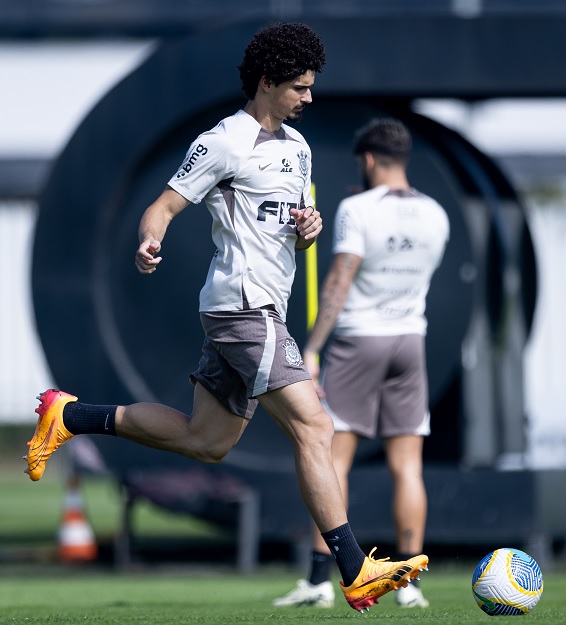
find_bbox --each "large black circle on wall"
[32,21,534,476]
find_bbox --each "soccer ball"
[472,548,543,616]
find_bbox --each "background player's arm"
[303,252,361,393]
[135,187,190,274]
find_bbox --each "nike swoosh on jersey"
[258,162,272,171]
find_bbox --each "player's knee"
[318,408,335,439]
[194,450,226,464]
[184,440,230,464]
[320,415,334,447]
[295,408,334,448]
[188,445,227,464]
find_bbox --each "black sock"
[308,550,334,586]
[63,402,118,436]
[321,523,366,587]
[397,551,421,587]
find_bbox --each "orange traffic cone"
[57,475,98,562]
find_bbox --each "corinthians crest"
[281,338,303,366]
[297,150,309,178]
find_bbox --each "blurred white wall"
[0,200,52,419]
[416,98,566,155]
[523,201,566,468]
[0,40,154,422]
[417,99,566,469]
[0,40,155,157]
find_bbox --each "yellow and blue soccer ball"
[472,548,543,616]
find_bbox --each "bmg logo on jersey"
[176,143,208,178]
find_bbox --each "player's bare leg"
[312,430,359,553]
[25,383,248,480]
[115,382,248,463]
[260,382,428,612]
[385,434,430,608]
[259,380,346,531]
[273,430,359,608]
[384,435,427,554]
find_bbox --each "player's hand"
[291,206,322,241]
[303,349,325,398]
[135,238,162,274]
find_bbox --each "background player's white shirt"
[332,185,449,336]
[168,109,314,321]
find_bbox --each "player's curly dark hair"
[353,118,412,162]
[238,22,326,100]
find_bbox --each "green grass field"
[1,430,565,624]
[0,567,565,624]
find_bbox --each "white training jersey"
[332,185,449,336]
[168,109,315,321]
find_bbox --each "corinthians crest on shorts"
[297,150,309,178]
[282,338,304,366]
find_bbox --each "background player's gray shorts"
[319,334,430,439]
[190,306,311,419]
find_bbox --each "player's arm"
[303,252,361,395]
[135,187,190,274]
[292,205,323,250]
[304,252,361,353]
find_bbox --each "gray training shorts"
[319,334,430,439]
[190,306,311,419]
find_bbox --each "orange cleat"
[25,389,77,481]
[340,548,429,613]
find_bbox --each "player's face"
[269,71,315,123]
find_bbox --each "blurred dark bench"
[70,435,555,573]
[69,436,261,573]
[114,467,260,573]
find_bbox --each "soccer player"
[274,118,448,609]
[24,24,428,612]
